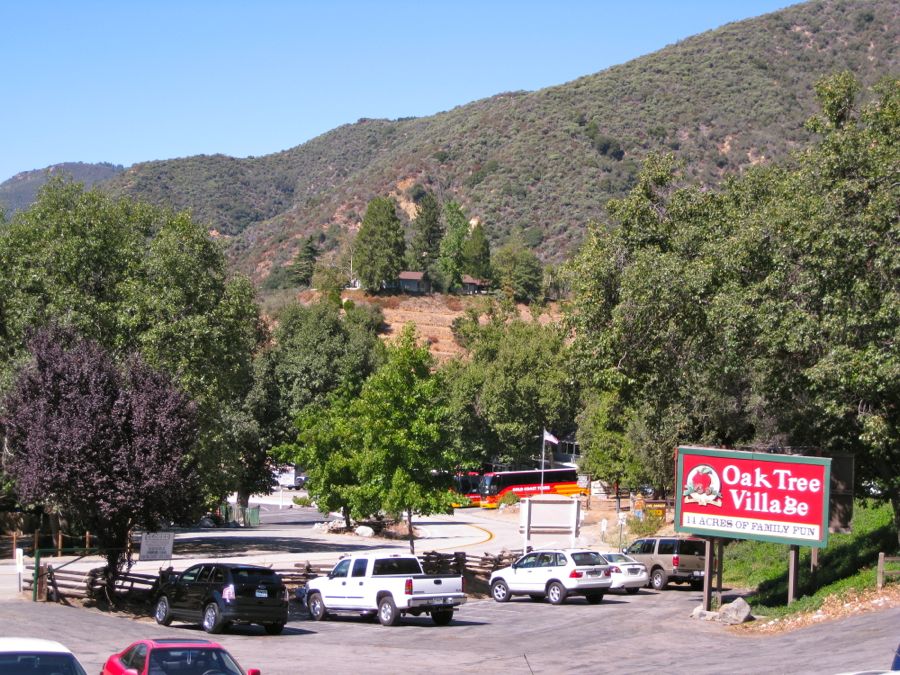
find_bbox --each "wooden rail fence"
[23,549,527,603]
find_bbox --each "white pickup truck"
[305,554,467,626]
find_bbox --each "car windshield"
[0,653,87,675]
[600,553,632,563]
[570,551,605,566]
[148,648,244,675]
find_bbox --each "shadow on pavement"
[172,536,382,557]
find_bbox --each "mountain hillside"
[12,1,900,285]
[0,162,124,217]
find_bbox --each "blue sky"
[2,1,798,182]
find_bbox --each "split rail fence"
[23,549,525,603]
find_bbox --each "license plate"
[627,568,639,575]
[586,570,599,577]
[255,588,268,598]
[692,571,705,578]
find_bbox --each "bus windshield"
[479,475,497,496]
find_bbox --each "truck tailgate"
[411,575,463,596]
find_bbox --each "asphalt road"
[1,586,897,674]
[2,499,897,674]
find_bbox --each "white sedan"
[598,552,649,593]
[489,548,612,605]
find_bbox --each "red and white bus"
[478,468,587,508]
[451,471,482,507]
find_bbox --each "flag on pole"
[543,428,559,444]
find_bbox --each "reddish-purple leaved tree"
[2,326,200,573]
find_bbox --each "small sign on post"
[138,532,175,562]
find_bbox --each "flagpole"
[540,430,546,492]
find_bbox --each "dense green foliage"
[461,222,492,281]
[567,74,899,536]
[71,0,899,285]
[436,202,471,290]
[492,235,543,303]
[0,180,266,504]
[355,197,406,292]
[723,501,897,614]
[448,309,578,467]
[283,326,455,551]
[250,299,384,454]
[407,192,443,274]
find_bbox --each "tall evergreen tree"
[492,233,543,303]
[289,236,318,287]
[407,193,443,273]
[462,221,491,280]
[355,197,405,293]
[437,202,469,290]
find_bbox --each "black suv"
[154,563,288,635]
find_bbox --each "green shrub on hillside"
[723,501,898,614]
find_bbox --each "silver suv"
[623,537,706,590]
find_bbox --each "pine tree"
[407,193,443,273]
[462,221,491,281]
[437,202,469,290]
[355,197,405,292]
[289,236,318,287]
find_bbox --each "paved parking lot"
[2,585,897,674]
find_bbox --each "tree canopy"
[2,326,199,571]
[566,74,900,534]
[0,179,265,502]
[355,197,405,292]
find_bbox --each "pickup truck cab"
[306,554,466,626]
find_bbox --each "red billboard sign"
[675,447,831,547]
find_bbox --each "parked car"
[623,536,706,590]
[306,553,466,626]
[489,548,612,605]
[101,638,260,675]
[0,638,88,675]
[154,563,288,634]
[598,552,649,593]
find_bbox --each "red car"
[101,638,260,675]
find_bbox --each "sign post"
[138,532,175,563]
[675,446,831,607]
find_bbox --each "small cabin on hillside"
[461,275,488,294]
[398,271,431,294]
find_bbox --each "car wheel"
[625,587,639,595]
[202,602,225,634]
[690,578,704,590]
[264,622,285,635]
[547,581,567,605]
[585,592,604,604]
[490,579,510,603]
[431,609,453,626]
[307,592,327,621]
[651,568,668,590]
[378,596,400,626]
[154,595,173,626]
